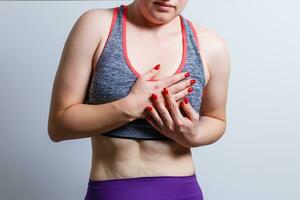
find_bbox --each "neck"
[126,2,179,35]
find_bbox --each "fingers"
[160,71,190,88]
[149,92,173,129]
[180,97,199,121]
[145,104,164,128]
[145,115,172,139]
[173,86,194,101]
[141,64,160,81]
[162,87,184,129]
[171,79,196,101]
[145,115,162,132]
[169,78,195,93]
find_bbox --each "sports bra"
[84,4,206,140]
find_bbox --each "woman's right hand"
[126,64,196,120]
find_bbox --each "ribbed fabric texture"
[85,4,205,140]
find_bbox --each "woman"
[48,0,230,199]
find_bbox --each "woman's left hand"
[144,87,200,148]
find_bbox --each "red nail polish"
[188,87,193,93]
[147,105,153,111]
[151,93,158,100]
[184,97,189,104]
[184,72,190,78]
[163,88,168,95]
[190,79,196,85]
[154,64,160,70]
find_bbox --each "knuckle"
[170,102,178,110]
[160,120,165,126]
[175,121,184,130]
[173,94,179,101]
[178,91,187,100]
[169,77,175,84]
[186,79,191,86]
[158,121,164,128]
[156,101,163,108]
[184,89,189,95]
[160,111,167,119]
[176,120,183,127]
[172,84,179,92]
[167,124,173,131]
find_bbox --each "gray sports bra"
[84,4,206,140]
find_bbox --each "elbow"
[213,122,227,143]
[212,121,227,143]
[47,123,64,143]
[193,120,227,147]
[219,121,227,139]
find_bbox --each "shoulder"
[76,7,114,25]
[71,8,116,43]
[77,7,114,25]
[187,20,231,76]
[188,20,229,58]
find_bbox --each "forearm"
[190,116,226,147]
[48,95,137,142]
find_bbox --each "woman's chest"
[125,30,184,78]
[87,26,206,114]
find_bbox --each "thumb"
[141,64,160,81]
[181,97,198,121]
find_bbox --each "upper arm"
[194,24,231,122]
[48,9,111,126]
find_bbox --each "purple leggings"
[84,173,204,200]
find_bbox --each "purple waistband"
[88,173,197,187]
[85,173,203,200]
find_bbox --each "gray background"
[0,0,299,199]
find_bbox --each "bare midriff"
[89,135,196,181]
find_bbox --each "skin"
[48,0,231,180]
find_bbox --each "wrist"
[114,95,139,122]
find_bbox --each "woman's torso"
[87,5,209,181]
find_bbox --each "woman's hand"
[126,64,196,119]
[145,88,200,148]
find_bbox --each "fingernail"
[154,64,160,70]
[188,87,193,93]
[151,93,158,100]
[184,72,190,78]
[163,87,168,95]
[147,105,153,111]
[184,97,189,104]
[190,79,196,85]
